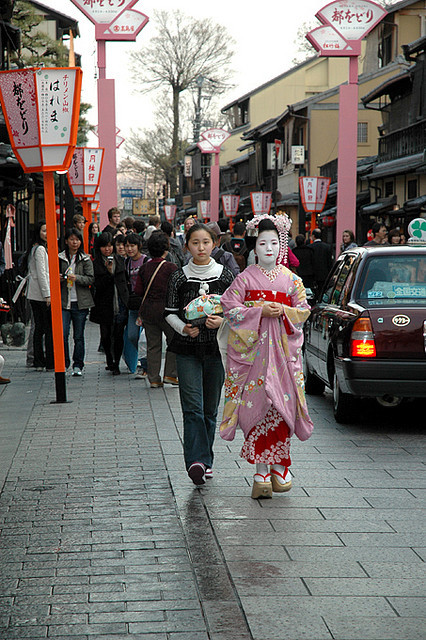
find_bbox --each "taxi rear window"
[356,255,426,306]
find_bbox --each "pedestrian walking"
[206,221,240,276]
[135,231,178,387]
[123,233,148,375]
[88,221,100,258]
[310,228,334,297]
[24,220,54,371]
[363,222,389,246]
[293,234,315,289]
[219,214,314,499]
[59,228,94,376]
[102,207,121,236]
[165,223,234,485]
[91,232,129,375]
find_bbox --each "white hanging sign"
[164,205,177,221]
[222,195,240,217]
[250,192,272,215]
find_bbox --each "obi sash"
[245,290,293,334]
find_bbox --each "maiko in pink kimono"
[219,214,314,499]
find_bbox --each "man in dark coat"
[310,228,333,297]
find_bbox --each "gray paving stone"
[324,616,426,640]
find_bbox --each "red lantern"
[321,215,336,227]
[367,228,374,241]
[305,220,311,232]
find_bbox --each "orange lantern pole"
[0,67,82,403]
[67,147,104,253]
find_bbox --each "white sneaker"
[134,367,147,379]
[72,367,82,376]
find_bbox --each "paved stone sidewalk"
[0,323,425,639]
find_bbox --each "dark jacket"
[92,254,129,324]
[293,244,315,287]
[311,240,333,283]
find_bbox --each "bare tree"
[130,9,234,194]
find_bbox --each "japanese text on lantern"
[12,82,28,135]
[83,0,126,8]
[36,70,76,144]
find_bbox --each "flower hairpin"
[246,213,292,265]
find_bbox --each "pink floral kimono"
[219,264,314,465]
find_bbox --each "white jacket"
[27,244,50,301]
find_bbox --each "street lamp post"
[0,66,82,402]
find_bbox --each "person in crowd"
[217,218,232,246]
[293,234,315,290]
[91,232,129,375]
[88,221,100,258]
[0,353,11,384]
[222,221,249,271]
[123,233,148,375]
[205,221,240,276]
[122,216,135,234]
[102,207,121,236]
[133,219,146,237]
[363,222,389,246]
[113,233,128,259]
[134,231,178,388]
[310,228,334,296]
[24,220,54,371]
[219,215,313,499]
[72,214,86,234]
[59,228,94,376]
[178,216,196,247]
[161,220,185,267]
[165,223,234,485]
[388,228,402,245]
[340,229,358,253]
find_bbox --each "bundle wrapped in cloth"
[184,293,223,326]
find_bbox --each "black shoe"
[188,462,206,486]
[98,343,104,353]
[112,368,120,376]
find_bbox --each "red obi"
[245,290,292,306]
[245,290,293,334]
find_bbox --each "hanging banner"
[198,200,211,219]
[222,195,240,217]
[299,176,331,213]
[184,155,192,177]
[164,205,177,222]
[250,192,272,215]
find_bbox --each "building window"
[357,122,368,143]
[385,181,394,197]
[407,179,417,200]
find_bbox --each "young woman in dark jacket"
[92,232,129,375]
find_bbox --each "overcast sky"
[52,1,330,155]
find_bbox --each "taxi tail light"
[350,316,376,358]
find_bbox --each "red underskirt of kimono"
[240,406,292,466]
[244,290,293,335]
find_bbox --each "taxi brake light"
[350,316,376,358]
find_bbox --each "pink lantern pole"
[0,67,82,402]
[197,129,230,222]
[67,147,104,251]
[306,1,387,257]
[71,1,148,229]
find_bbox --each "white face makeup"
[255,230,280,270]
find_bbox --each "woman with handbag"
[122,233,148,375]
[164,223,234,486]
[134,231,178,388]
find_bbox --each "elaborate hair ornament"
[246,213,292,265]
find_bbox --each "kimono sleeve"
[283,273,311,328]
[220,272,263,349]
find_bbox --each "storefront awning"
[363,153,425,179]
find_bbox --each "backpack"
[223,239,248,271]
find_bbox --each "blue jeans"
[176,353,224,471]
[62,303,89,370]
[123,309,142,373]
